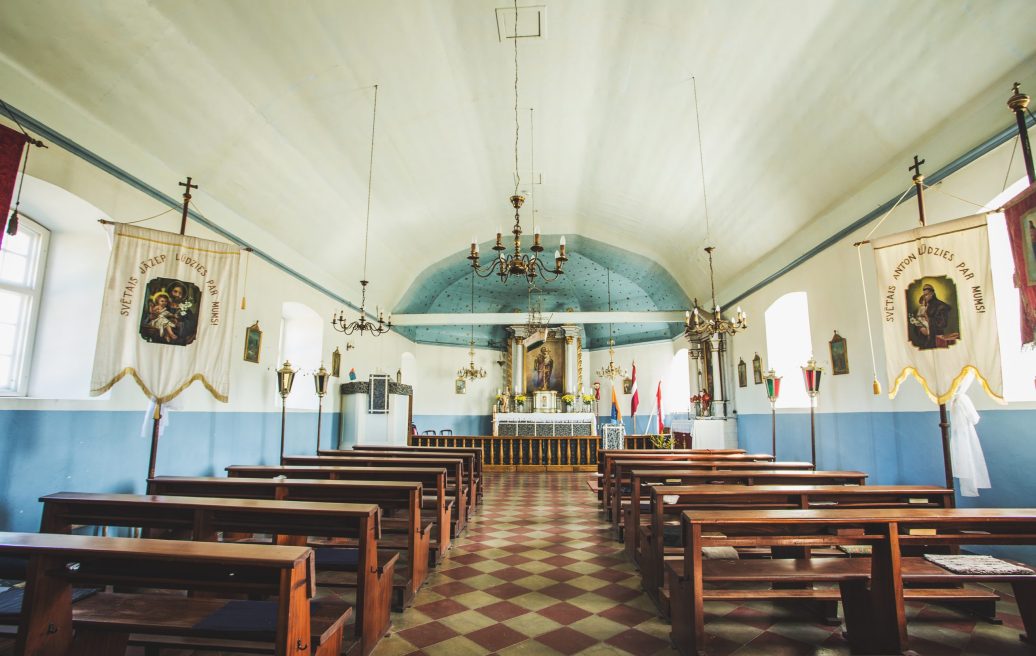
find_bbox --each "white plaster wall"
[727,137,1036,416]
[585,339,691,426]
[409,341,503,417]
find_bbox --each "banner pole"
[910,156,955,495]
[1007,83,1035,184]
[147,402,161,480]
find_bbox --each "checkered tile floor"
[372,472,1033,656]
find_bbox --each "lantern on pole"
[762,370,781,457]
[276,360,297,464]
[313,364,331,453]
[801,357,823,467]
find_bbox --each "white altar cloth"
[493,412,596,436]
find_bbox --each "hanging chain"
[512,0,521,196]
[361,84,379,281]
[691,77,711,244]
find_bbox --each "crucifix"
[178,176,197,236]
[909,155,927,227]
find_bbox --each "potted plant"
[649,433,674,449]
[514,394,526,411]
[561,393,575,411]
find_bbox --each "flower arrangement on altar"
[514,394,526,409]
[581,393,594,404]
[561,393,575,404]
[649,433,675,449]
[690,390,712,417]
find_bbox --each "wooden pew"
[226,464,453,562]
[342,445,485,504]
[333,449,479,518]
[636,484,964,617]
[39,492,392,656]
[146,476,429,609]
[609,460,819,537]
[597,450,772,510]
[0,531,349,656]
[284,455,469,534]
[668,508,1036,656]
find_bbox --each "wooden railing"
[410,435,599,471]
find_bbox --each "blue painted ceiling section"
[393,234,691,349]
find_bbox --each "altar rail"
[409,435,598,471]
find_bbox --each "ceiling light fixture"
[466,0,567,283]
[683,78,747,342]
[595,270,628,380]
[458,272,487,381]
[332,84,391,337]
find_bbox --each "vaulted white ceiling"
[1,0,1034,316]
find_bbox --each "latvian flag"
[630,361,639,417]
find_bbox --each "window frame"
[0,214,50,396]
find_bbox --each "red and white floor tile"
[371,472,1031,656]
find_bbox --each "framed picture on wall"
[830,331,849,375]
[330,347,341,377]
[737,358,748,388]
[622,377,633,394]
[455,378,466,394]
[752,353,763,384]
[243,322,262,363]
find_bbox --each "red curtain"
[1004,182,1036,348]
[0,123,29,251]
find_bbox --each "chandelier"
[332,84,391,337]
[458,273,487,381]
[682,77,746,343]
[457,339,488,381]
[466,0,567,283]
[684,246,747,341]
[595,270,628,379]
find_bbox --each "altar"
[493,412,596,437]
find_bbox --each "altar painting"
[524,337,565,394]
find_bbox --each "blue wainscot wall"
[738,408,1036,564]
[0,409,337,533]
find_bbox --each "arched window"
[983,178,1036,402]
[764,291,813,409]
[0,214,49,395]
[667,348,691,419]
[279,302,322,409]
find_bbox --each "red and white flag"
[655,381,664,433]
[630,361,639,416]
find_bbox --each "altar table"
[493,412,596,437]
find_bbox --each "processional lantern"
[762,369,781,457]
[801,357,823,466]
[313,364,330,453]
[276,360,297,464]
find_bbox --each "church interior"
[2,1,1036,654]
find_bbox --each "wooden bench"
[0,531,350,656]
[38,491,392,656]
[637,484,975,617]
[341,449,479,517]
[146,475,429,609]
[609,460,819,536]
[597,449,758,507]
[667,508,1036,656]
[283,455,469,535]
[226,464,453,562]
[342,444,485,504]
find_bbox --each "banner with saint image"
[871,213,1003,403]
[91,223,241,402]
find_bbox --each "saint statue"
[533,346,554,391]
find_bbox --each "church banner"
[871,213,1003,403]
[1003,182,1036,349]
[91,223,241,403]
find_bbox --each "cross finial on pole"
[908,155,925,182]
[909,155,927,227]
[177,177,198,235]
